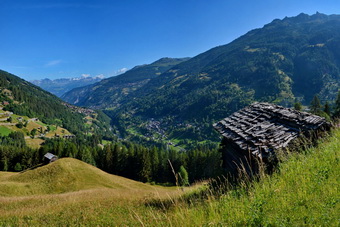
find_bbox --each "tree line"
[0,133,222,185]
[294,90,340,120]
[1,90,339,185]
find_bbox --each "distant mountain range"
[31,74,105,97]
[61,57,190,108]
[60,13,340,145]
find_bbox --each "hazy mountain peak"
[31,75,105,97]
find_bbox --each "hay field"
[0,158,189,226]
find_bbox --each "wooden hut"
[44,153,58,164]
[63,134,76,139]
[213,102,331,177]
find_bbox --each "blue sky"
[1,0,340,80]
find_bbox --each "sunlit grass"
[142,128,340,226]
[0,128,339,226]
[0,126,12,136]
[0,158,190,225]
[25,138,45,149]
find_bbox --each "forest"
[1,90,339,185]
[0,70,112,138]
[0,131,221,185]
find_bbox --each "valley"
[62,13,340,148]
[0,11,339,226]
[0,128,339,226]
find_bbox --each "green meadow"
[0,128,339,226]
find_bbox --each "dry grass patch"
[45,127,71,137]
[0,158,191,226]
[0,158,177,196]
[25,138,44,149]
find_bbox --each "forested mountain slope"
[0,70,111,137]
[106,13,340,143]
[121,13,340,120]
[62,13,340,144]
[62,57,190,109]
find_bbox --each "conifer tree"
[14,162,22,172]
[178,165,189,186]
[324,101,331,116]
[2,158,8,171]
[294,102,302,111]
[334,90,340,118]
[104,144,113,173]
[310,95,322,114]
[150,146,159,181]
[139,148,151,182]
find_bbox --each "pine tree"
[104,144,113,173]
[324,101,331,116]
[178,165,189,186]
[14,162,22,172]
[30,128,37,138]
[310,95,322,114]
[2,158,8,171]
[150,146,159,181]
[294,102,302,111]
[80,147,95,166]
[111,144,120,174]
[334,90,340,118]
[138,148,151,182]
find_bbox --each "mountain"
[64,13,340,145]
[0,70,111,137]
[31,75,104,97]
[124,13,340,117]
[61,57,190,109]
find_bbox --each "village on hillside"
[0,102,75,148]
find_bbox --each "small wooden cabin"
[63,134,76,139]
[213,102,331,177]
[44,153,58,164]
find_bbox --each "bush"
[178,165,189,186]
[14,163,22,172]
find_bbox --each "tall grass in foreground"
[138,128,340,226]
[0,129,339,226]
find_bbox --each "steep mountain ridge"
[0,70,111,137]
[64,13,340,144]
[130,12,340,111]
[62,57,190,109]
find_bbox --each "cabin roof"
[44,152,56,160]
[213,102,329,157]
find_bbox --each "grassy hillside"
[146,127,340,226]
[0,108,72,148]
[0,158,165,196]
[0,70,112,138]
[0,158,191,226]
[0,128,339,225]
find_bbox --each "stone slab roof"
[213,102,329,158]
[44,152,57,160]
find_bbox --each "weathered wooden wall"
[214,102,331,177]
